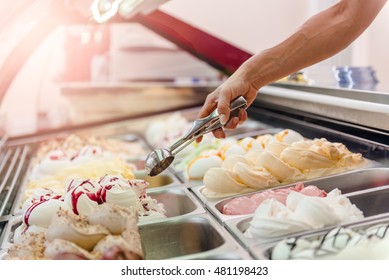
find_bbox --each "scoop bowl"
[145,148,175,176]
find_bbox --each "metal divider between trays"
[0,145,31,218]
[137,213,253,260]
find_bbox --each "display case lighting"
[91,0,144,23]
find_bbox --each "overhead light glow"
[90,0,144,23]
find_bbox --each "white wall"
[362,3,389,91]
[160,0,315,53]
[161,0,388,89]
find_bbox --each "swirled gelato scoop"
[8,203,144,260]
[244,189,364,242]
[64,179,101,215]
[98,175,141,211]
[281,138,366,179]
[88,204,138,234]
[22,196,71,228]
[46,209,110,251]
[202,155,279,198]
[251,151,305,183]
[187,155,223,180]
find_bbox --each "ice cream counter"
[0,85,389,260]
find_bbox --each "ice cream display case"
[1,1,389,260]
[1,87,388,260]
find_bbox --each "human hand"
[197,75,258,141]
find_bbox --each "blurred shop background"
[0,0,388,137]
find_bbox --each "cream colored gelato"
[178,129,304,181]
[202,155,279,198]
[202,136,366,198]
[244,189,364,242]
[46,209,110,251]
[8,203,144,260]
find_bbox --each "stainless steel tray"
[11,169,181,217]
[224,182,389,249]
[192,162,384,204]
[252,215,389,260]
[1,214,252,260]
[138,214,251,260]
[134,169,181,190]
[206,167,389,224]
[144,185,206,221]
[2,187,205,249]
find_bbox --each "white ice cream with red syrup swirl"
[64,179,102,216]
[16,175,166,241]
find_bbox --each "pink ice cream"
[221,182,327,215]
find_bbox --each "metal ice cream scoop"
[145,96,247,176]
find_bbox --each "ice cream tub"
[296,167,389,194]
[1,213,251,260]
[138,213,251,260]
[144,186,206,222]
[169,127,286,183]
[252,216,389,260]
[11,170,182,217]
[206,167,389,224]
[224,182,389,249]
[3,187,206,249]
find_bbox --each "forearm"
[236,0,387,90]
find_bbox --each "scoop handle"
[170,96,247,152]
